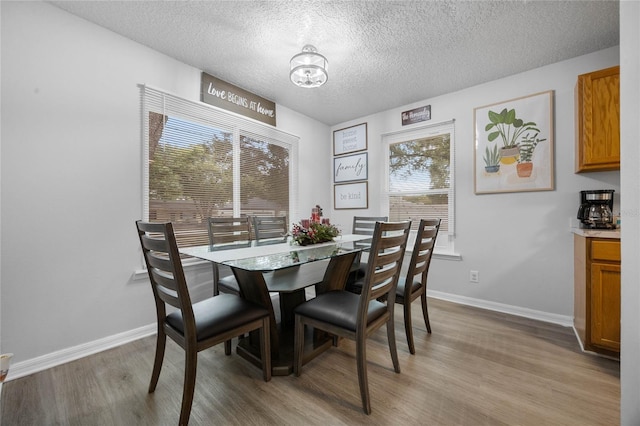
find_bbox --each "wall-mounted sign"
[333,122,367,156]
[402,105,431,126]
[334,182,368,209]
[333,152,368,183]
[200,72,276,126]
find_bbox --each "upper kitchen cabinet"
[575,66,620,173]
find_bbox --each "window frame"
[382,119,457,256]
[140,85,299,245]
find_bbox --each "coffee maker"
[577,190,615,229]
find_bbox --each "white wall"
[0,2,328,370]
[330,47,620,321]
[620,1,640,424]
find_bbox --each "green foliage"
[240,137,289,210]
[517,133,547,163]
[483,144,501,167]
[149,138,233,220]
[389,134,450,189]
[149,119,290,221]
[291,222,340,246]
[485,108,540,148]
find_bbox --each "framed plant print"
[474,90,554,194]
[333,123,367,156]
[334,182,368,209]
[333,152,368,183]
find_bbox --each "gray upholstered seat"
[293,291,387,332]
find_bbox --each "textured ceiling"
[49,0,619,126]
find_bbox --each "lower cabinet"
[574,235,620,357]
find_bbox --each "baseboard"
[5,291,573,382]
[572,326,586,351]
[5,324,156,382]
[428,290,574,327]
[571,325,620,361]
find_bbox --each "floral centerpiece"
[291,221,340,246]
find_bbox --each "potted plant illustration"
[486,108,540,165]
[483,144,501,173]
[516,133,546,177]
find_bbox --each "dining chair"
[207,216,252,296]
[347,215,388,292]
[252,216,288,245]
[293,220,411,414]
[136,221,271,426]
[395,218,440,354]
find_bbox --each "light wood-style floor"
[1,298,620,425]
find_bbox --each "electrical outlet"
[470,270,479,283]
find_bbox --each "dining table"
[180,234,371,375]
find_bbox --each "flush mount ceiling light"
[290,44,328,88]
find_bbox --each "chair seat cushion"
[166,294,268,342]
[395,277,422,302]
[294,291,387,332]
[218,274,240,293]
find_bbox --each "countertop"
[571,227,621,239]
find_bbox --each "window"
[142,86,298,247]
[383,120,455,253]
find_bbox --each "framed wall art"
[333,122,367,156]
[333,152,368,183]
[474,90,555,194]
[334,182,368,209]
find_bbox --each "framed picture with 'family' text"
[333,152,368,183]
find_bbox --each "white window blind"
[382,119,456,251]
[141,85,299,247]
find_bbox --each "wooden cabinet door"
[590,262,621,351]
[575,66,620,172]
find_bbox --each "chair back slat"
[252,216,288,245]
[144,251,174,277]
[140,234,171,253]
[136,221,194,322]
[404,219,440,298]
[359,221,411,321]
[149,268,179,294]
[208,217,252,248]
[352,216,388,249]
[352,216,388,235]
[153,281,180,307]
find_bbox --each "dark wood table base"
[236,327,334,376]
[231,251,358,376]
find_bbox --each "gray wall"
[620,2,640,424]
[330,47,620,323]
[0,1,330,367]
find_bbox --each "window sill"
[133,248,461,282]
[403,247,461,261]
[432,249,462,261]
[131,258,211,282]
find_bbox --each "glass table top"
[221,242,359,271]
[179,234,371,272]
